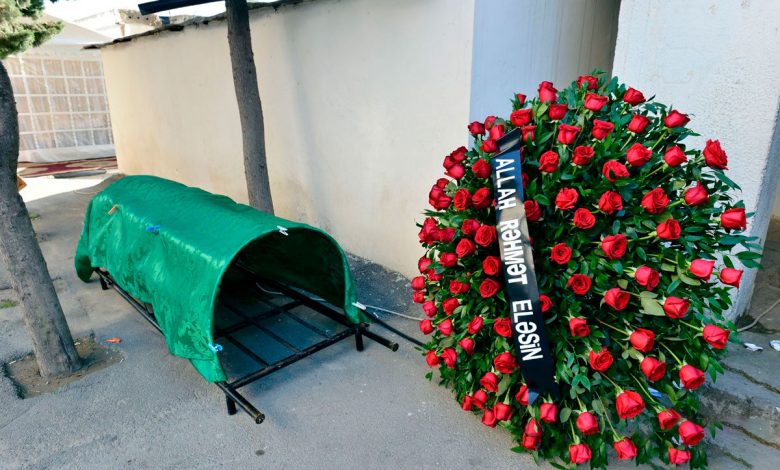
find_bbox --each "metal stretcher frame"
[94,266,399,424]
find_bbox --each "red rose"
[540,402,557,423]
[679,364,705,390]
[422,301,437,317]
[461,218,480,236]
[448,280,468,295]
[482,256,501,275]
[702,324,730,349]
[704,139,728,169]
[539,294,552,313]
[664,110,689,128]
[663,296,690,318]
[550,242,572,265]
[555,187,579,210]
[669,448,692,465]
[484,115,496,130]
[658,409,681,430]
[626,143,652,167]
[584,92,608,111]
[480,139,497,153]
[442,297,459,315]
[721,208,746,230]
[480,371,499,392]
[577,75,598,90]
[615,390,644,419]
[589,348,614,372]
[473,389,488,409]
[427,271,442,282]
[439,252,457,268]
[569,443,591,464]
[640,357,667,381]
[446,164,465,180]
[602,160,629,182]
[539,150,560,172]
[493,317,512,338]
[479,278,500,298]
[522,125,536,142]
[428,185,452,210]
[459,337,475,355]
[524,200,542,222]
[689,259,715,279]
[573,208,596,229]
[468,121,485,135]
[437,228,455,243]
[493,403,512,422]
[679,420,705,446]
[605,288,630,310]
[557,124,580,144]
[516,93,526,106]
[472,187,492,209]
[472,158,491,178]
[548,103,568,120]
[567,274,592,295]
[474,225,497,247]
[411,276,426,290]
[438,318,453,336]
[441,347,457,368]
[455,239,476,258]
[641,187,669,214]
[614,438,637,461]
[635,265,660,290]
[576,411,599,435]
[569,317,590,337]
[630,328,655,352]
[538,80,557,102]
[494,352,518,374]
[663,145,688,166]
[419,319,434,335]
[489,124,505,141]
[515,385,529,406]
[627,114,650,133]
[684,182,709,206]
[412,291,425,303]
[656,218,681,240]
[450,146,467,162]
[467,316,484,334]
[510,108,533,127]
[591,119,614,140]
[623,87,646,105]
[453,188,472,211]
[461,394,474,411]
[572,145,595,165]
[425,350,439,367]
[418,256,432,273]
[598,191,623,214]
[522,418,541,450]
[719,268,743,288]
[601,234,627,259]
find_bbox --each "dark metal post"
[354,325,364,351]
[226,395,237,415]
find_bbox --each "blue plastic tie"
[146,225,161,234]
[208,343,223,353]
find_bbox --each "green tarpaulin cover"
[75,175,366,382]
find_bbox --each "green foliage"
[0,0,62,59]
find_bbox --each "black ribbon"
[490,128,559,403]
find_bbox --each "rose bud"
[640,357,667,381]
[442,298,459,315]
[704,139,728,169]
[472,158,491,178]
[441,347,457,368]
[604,288,630,310]
[461,394,474,411]
[614,437,638,460]
[439,252,458,268]
[438,319,453,336]
[488,124,505,141]
[628,114,651,133]
[721,208,747,230]
[515,385,530,406]
[548,103,568,120]
[483,256,501,275]
[427,272,442,282]
[602,160,630,182]
[601,233,628,260]
[626,143,652,167]
[550,242,572,265]
[524,199,542,222]
[459,337,476,356]
[521,125,536,141]
[480,139,498,153]
[641,187,669,214]
[568,317,591,337]
[616,390,645,419]
[584,93,608,111]
[493,317,512,338]
[494,352,518,374]
[510,108,533,127]
[467,315,484,334]
[557,124,581,145]
[656,218,681,240]
[480,371,499,392]
[484,115,497,129]
[522,172,529,187]
[703,324,730,349]
[412,291,425,304]
[679,364,705,390]
[481,408,498,428]
[577,75,598,90]
[522,418,542,450]
[635,266,660,290]
[453,188,472,211]
[494,403,513,421]
[479,278,501,298]
[591,119,615,140]
[475,225,497,247]
[539,150,560,172]
[455,238,476,258]
[437,227,456,243]
[630,328,655,352]
[428,186,452,209]
[422,301,437,317]
[538,402,557,423]
[598,191,623,214]
[418,256,433,273]
[539,294,553,313]
[447,279,468,295]
[569,443,592,464]
[468,121,485,135]
[473,389,488,409]
[684,182,709,206]
[572,145,595,165]
[515,93,527,106]
[689,259,716,280]
[589,348,614,372]
[623,87,646,105]
[573,208,596,229]
[411,276,426,290]
[538,80,558,102]
[669,448,692,465]
[657,408,681,430]
[472,187,492,209]
[419,319,434,335]
[446,164,465,180]
[425,350,439,367]
[663,145,688,166]
[664,110,689,128]
[555,187,579,210]
[567,274,592,295]
[663,296,690,319]
[576,411,599,435]
[679,420,705,446]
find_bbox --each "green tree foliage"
[0,0,62,58]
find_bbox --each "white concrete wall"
[612,0,780,318]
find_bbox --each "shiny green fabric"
[75,175,365,382]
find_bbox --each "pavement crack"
[722,364,780,395]
[723,422,780,451]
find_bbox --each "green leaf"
[560,407,572,423]
[640,296,665,316]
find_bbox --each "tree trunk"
[0,61,80,377]
[225,0,274,214]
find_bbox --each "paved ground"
[0,176,778,469]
